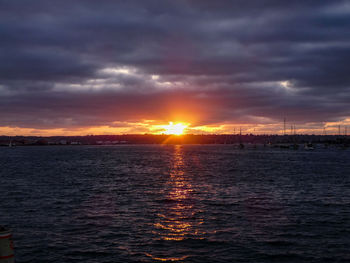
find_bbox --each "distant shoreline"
[1,134,349,146]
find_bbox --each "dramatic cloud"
[0,0,349,134]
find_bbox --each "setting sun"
[162,122,188,135]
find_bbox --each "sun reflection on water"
[147,145,205,261]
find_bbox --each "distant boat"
[290,143,299,150]
[9,140,13,147]
[239,143,244,149]
[304,143,314,150]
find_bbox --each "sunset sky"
[1,0,350,136]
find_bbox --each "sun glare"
[162,122,187,135]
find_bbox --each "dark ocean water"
[0,145,349,263]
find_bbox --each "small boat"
[304,143,314,150]
[290,143,299,150]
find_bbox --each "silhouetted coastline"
[1,134,349,147]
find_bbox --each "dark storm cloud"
[1,0,350,130]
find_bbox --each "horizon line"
[2,133,349,137]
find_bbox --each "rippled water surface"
[1,145,349,262]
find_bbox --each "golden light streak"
[145,253,188,262]
[151,144,206,257]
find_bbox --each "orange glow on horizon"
[2,117,350,136]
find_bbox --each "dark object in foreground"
[0,226,14,263]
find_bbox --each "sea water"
[0,145,349,262]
